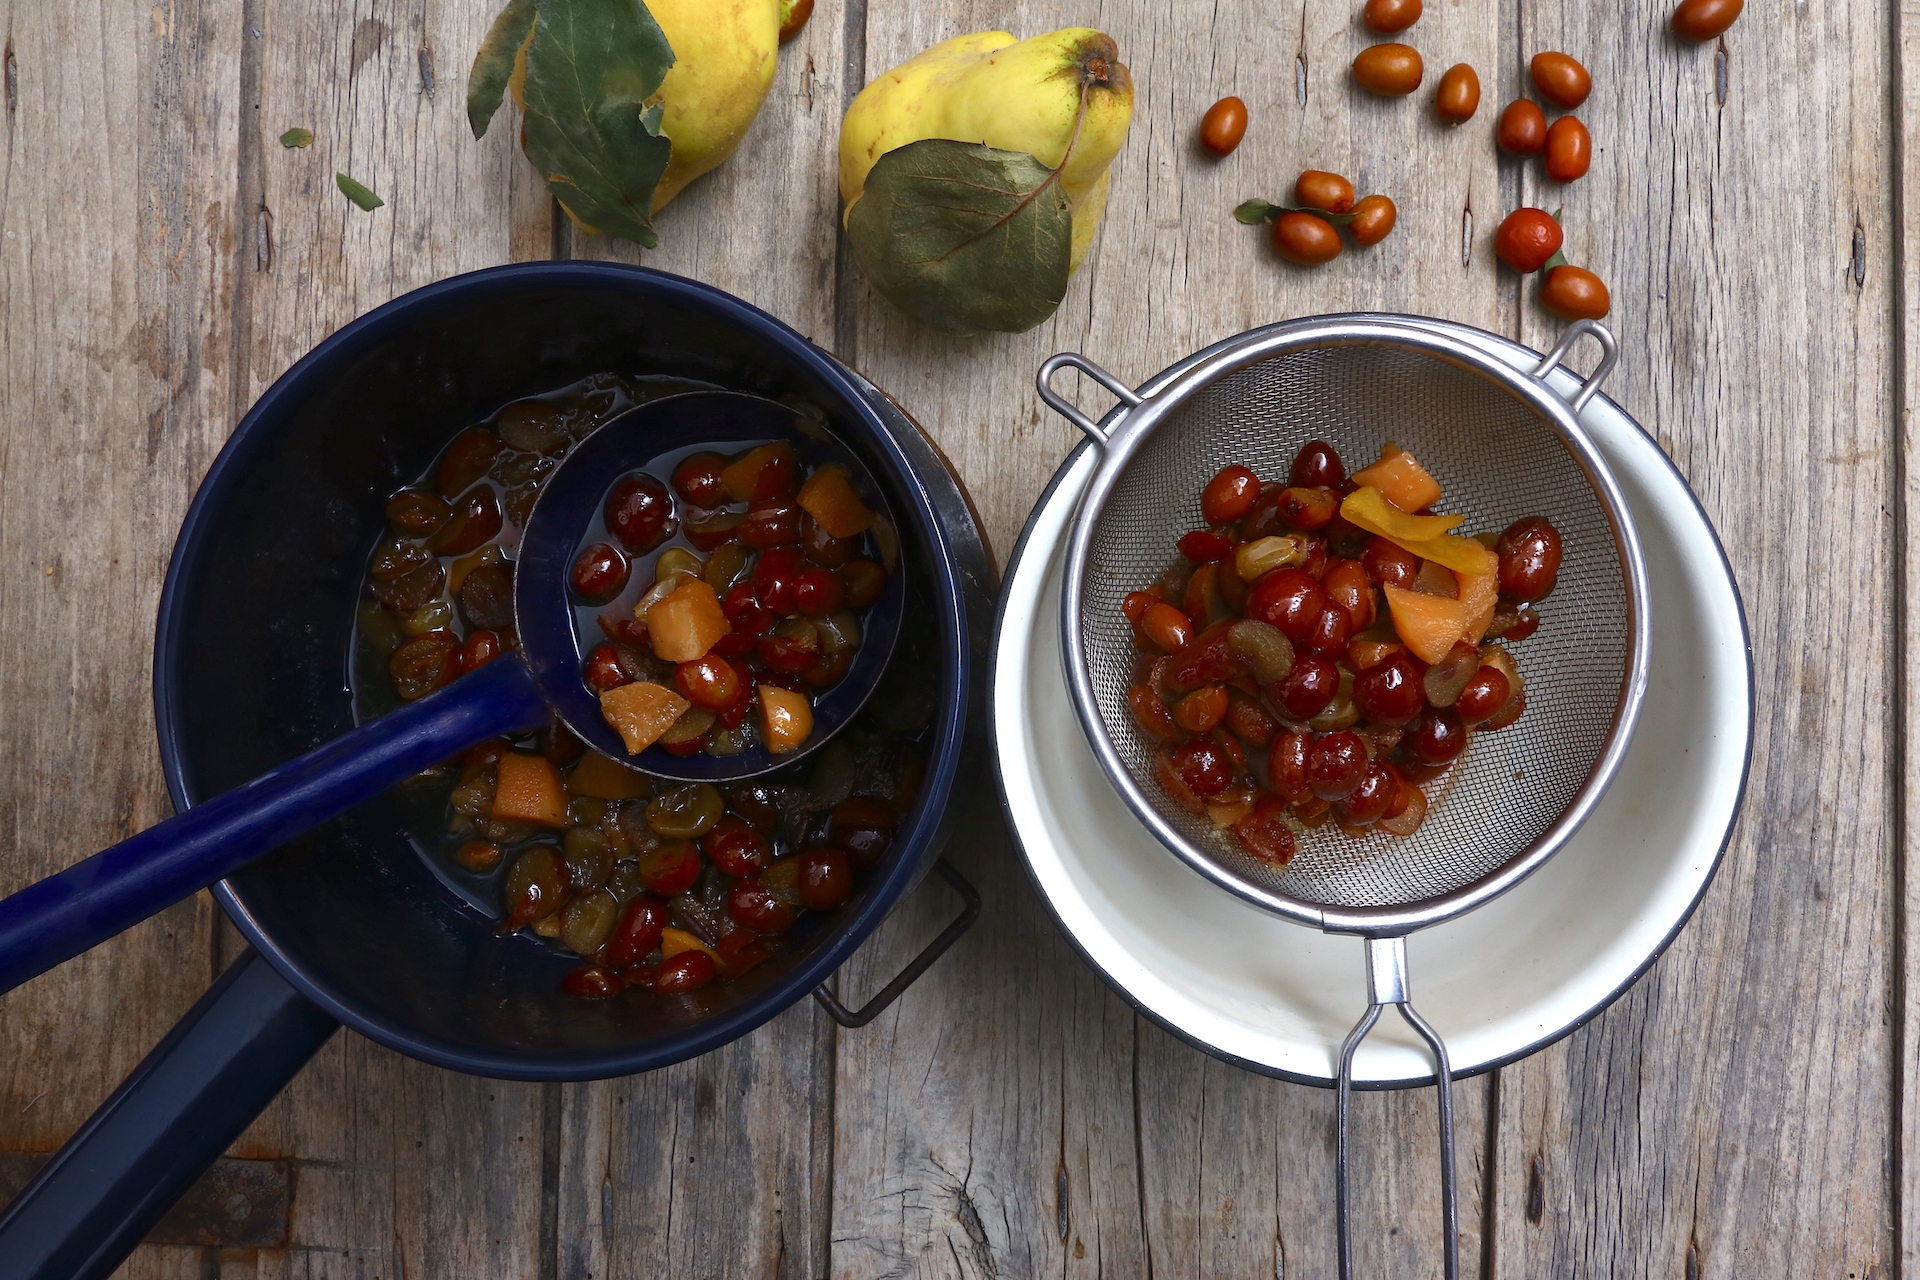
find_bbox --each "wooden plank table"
[0,0,1894,1274]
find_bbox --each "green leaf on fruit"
[279,127,313,148]
[467,0,676,247]
[1234,198,1357,227]
[848,138,1073,335]
[335,172,384,211]
[520,0,675,248]
[467,0,536,139]
[1543,207,1568,270]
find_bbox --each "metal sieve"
[1036,315,1650,1280]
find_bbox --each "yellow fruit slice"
[1351,449,1443,511]
[1342,487,1464,541]
[1457,570,1500,645]
[570,750,652,800]
[645,580,731,662]
[661,926,720,961]
[759,684,815,753]
[797,464,872,538]
[1384,585,1474,664]
[1406,536,1499,578]
[491,753,570,827]
[599,681,691,755]
[1343,489,1498,578]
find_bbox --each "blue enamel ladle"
[0,390,903,995]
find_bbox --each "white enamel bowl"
[992,318,1751,1086]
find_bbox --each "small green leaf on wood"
[847,138,1073,335]
[467,0,536,139]
[517,0,676,248]
[1234,198,1357,227]
[279,127,313,148]
[336,172,385,211]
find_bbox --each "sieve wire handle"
[1336,936,1459,1280]
[1036,353,1144,444]
[1530,319,1619,415]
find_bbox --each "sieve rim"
[1055,315,1652,938]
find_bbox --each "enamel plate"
[992,318,1752,1086]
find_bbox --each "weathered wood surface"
[0,0,241,1277]
[1491,1,1897,1277]
[0,0,1901,1275]
[1903,0,1920,1272]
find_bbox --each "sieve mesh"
[1077,342,1630,911]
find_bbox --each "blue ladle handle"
[0,656,547,995]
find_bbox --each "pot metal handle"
[1530,318,1619,415]
[1336,936,1458,1280]
[1037,353,1144,444]
[812,859,980,1028]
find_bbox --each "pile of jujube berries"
[1122,439,1558,868]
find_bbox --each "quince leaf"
[468,0,536,140]
[1234,198,1357,226]
[848,138,1072,335]
[1234,198,1279,225]
[336,173,384,211]
[518,0,676,248]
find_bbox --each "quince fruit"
[471,0,787,245]
[840,28,1134,274]
[645,0,781,211]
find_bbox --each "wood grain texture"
[0,0,241,1274]
[1135,1026,1491,1280]
[236,0,551,405]
[552,15,845,1280]
[1494,0,1896,1277]
[828,805,1149,1278]
[1900,0,1920,1273]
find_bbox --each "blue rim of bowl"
[152,261,970,1082]
[989,312,1756,1090]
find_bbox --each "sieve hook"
[1530,319,1619,415]
[1037,353,1144,444]
[1336,936,1458,1280]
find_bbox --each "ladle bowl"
[515,390,903,777]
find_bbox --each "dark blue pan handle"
[0,949,339,1280]
[0,656,546,995]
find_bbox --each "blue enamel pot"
[0,262,995,1278]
